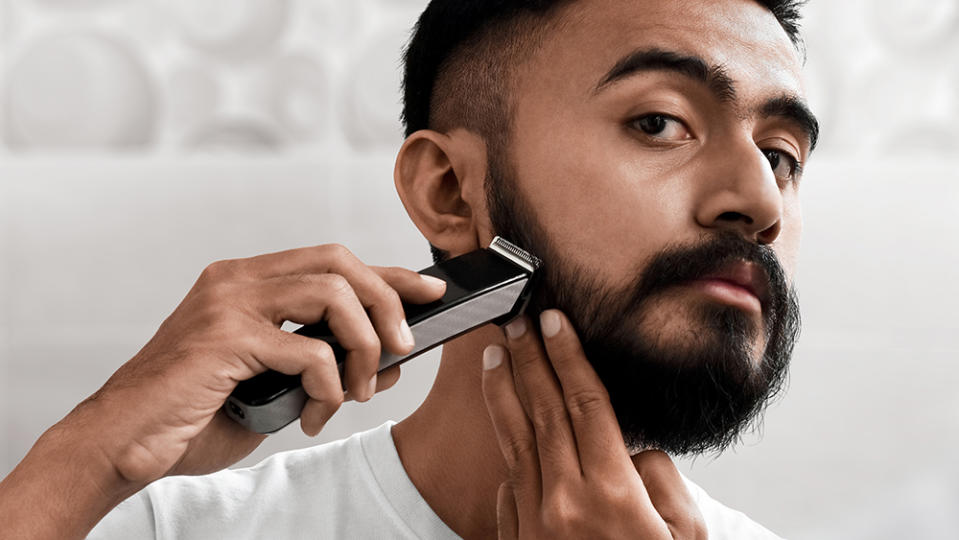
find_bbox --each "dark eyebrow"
[597,48,821,155]
[760,95,820,153]
[594,48,737,102]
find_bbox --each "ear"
[394,129,492,257]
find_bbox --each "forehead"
[528,0,805,100]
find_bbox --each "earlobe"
[394,129,489,256]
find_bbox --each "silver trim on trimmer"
[489,236,542,274]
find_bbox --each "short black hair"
[401,0,808,262]
[402,0,807,138]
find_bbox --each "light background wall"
[1,1,957,538]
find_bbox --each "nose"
[695,139,784,245]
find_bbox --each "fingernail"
[367,375,377,400]
[505,318,526,339]
[540,310,562,338]
[399,319,414,348]
[483,345,504,370]
[421,275,446,287]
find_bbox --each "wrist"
[0,401,144,539]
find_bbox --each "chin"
[634,301,764,363]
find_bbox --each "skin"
[485,312,706,538]
[394,0,811,537]
[0,250,447,538]
[0,0,812,538]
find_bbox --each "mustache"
[624,231,791,326]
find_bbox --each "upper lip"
[698,261,771,307]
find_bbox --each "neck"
[392,324,509,540]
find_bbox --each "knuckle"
[377,283,402,309]
[203,280,233,301]
[594,481,633,508]
[302,346,344,395]
[290,272,316,287]
[542,501,585,531]
[508,347,539,371]
[564,388,610,418]
[323,243,353,261]
[502,435,536,466]
[320,273,352,296]
[199,259,237,283]
[530,406,568,435]
[328,389,345,408]
[311,341,336,366]
[355,331,382,357]
[323,394,344,413]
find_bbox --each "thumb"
[496,481,520,540]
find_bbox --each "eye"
[763,149,803,182]
[631,114,691,141]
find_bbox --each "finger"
[255,274,381,401]
[632,451,707,540]
[343,364,402,402]
[300,397,341,437]
[238,327,345,436]
[538,310,632,476]
[481,345,542,506]
[221,244,362,280]
[501,316,581,483]
[373,266,447,304]
[239,245,436,356]
[496,482,520,540]
[374,364,402,393]
[238,250,446,307]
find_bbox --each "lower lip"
[688,279,762,313]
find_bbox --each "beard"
[484,150,801,456]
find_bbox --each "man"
[0,0,818,537]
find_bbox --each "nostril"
[757,222,781,245]
[718,211,753,225]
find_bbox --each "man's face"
[483,0,815,454]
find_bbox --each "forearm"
[0,408,141,539]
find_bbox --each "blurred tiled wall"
[1,1,958,539]
[0,0,422,153]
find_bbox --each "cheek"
[778,195,803,282]
[512,120,692,281]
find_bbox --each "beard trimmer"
[225,236,542,434]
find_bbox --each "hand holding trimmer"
[225,237,542,434]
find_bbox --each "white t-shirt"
[89,422,782,539]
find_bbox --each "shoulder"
[681,475,785,540]
[150,421,389,503]
[91,422,399,540]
